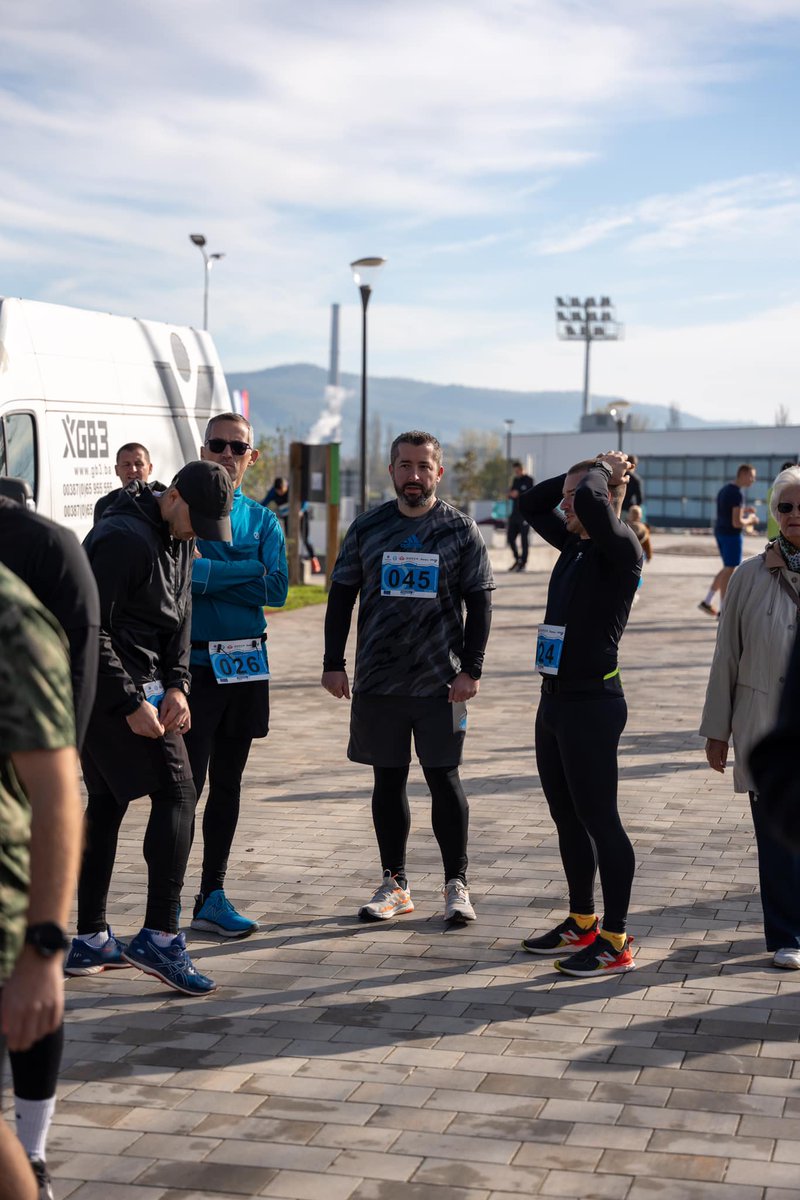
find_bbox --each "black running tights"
[190,735,253,896]
[535,692,634,934]
[77,780,197,934]
[371,765,469,884]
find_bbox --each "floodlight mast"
[554,297,620,419]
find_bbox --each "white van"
[0,297,233,540]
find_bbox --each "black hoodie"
[82,481,192,718]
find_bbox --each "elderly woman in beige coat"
[700,465,800,969]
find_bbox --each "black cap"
[171,460,233,541]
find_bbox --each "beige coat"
[700,544,800,793]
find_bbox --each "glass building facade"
[638,453,795,528]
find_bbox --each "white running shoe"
[444,878,476,922]
[358,871,414,921]
[773,947,800,969]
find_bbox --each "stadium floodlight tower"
[555,296,621,420]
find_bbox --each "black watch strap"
[25,922,70,957]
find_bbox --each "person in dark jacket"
[506,462,534,572]
[93,442,165,524]
[64,461,233,997]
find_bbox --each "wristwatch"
[169,679,191,696]
[25,923,70,958]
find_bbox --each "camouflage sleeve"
[0,566,76,756]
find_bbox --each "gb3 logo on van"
[63,417,109,459]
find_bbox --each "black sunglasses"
[206,438,251,456]
[777,502,800,514]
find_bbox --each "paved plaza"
[46,534,800,1199]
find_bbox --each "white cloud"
[535,174,800,257]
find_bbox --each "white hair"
[770,466,800,520]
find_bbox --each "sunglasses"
[205,438,251,456]
[777,502,800,514]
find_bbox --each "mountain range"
[226,363,718,455]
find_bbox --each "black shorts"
[187,664,270,741]
[348,692,467,769]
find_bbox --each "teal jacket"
[190,489,288,667]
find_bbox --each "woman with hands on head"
[700,465,800,970]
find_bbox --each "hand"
[193,547,203,558]
[160,688,191,734]
[1,950,64,1052]
[705,737,728,773]
[126,700,166,739]
[595,451,631,487]
[449,672,480,703]
[322,670,350,699]
[508,489,520,499]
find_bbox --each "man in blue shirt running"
[185,413,288,937]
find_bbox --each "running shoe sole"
[190,917,259,939]
[358,899,414,921]
[64,960,132,976]
[122,951,218,995]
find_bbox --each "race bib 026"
[209,638,270,685]
[536,624,566,676]
[381,551,439,599]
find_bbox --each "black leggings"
[77,780,196,934]
[371,765,469,884]
[189,735,252,896]
[9,1024,63,1100]
[535,691,634,934]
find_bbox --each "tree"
[449,449,483,507]
[241,433,288,502]
[776,404,791,427]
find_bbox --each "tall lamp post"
[504,418,514,475]
[350,256,386,513]
[555,297,621,422]
[609,408,628,453]
[189,233,225,331]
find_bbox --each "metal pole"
[358,285,371,513]
[203,258,209,331]
[582,331,592,418]
[616,419,624,452]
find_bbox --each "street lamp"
[503,419,514,474]
[607,401,631,451]
[350,256,386,513]
[189,233,225,331]
[555,296,621,420]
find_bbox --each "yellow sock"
[569,912,597,931]
[600,928,626,952]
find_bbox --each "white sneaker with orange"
[358,871,414,921]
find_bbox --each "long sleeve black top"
[519,465,643,681]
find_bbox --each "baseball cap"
[171,460,233,541]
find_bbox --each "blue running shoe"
[122,929,216,996]
[64,928,131,976]
[191,890,259,938]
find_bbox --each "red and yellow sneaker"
[358,871,414,921]
[554,933,636,977]
[521,916,598,956]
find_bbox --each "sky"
[3,0,800,425]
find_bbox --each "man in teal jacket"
[185,413,288,937]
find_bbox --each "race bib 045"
[209,638,270,685]
[381,551,439,599]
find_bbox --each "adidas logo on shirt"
[399,533,424,551]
